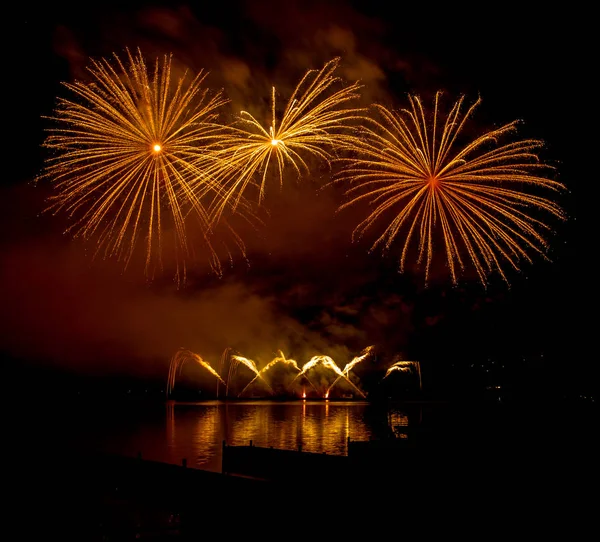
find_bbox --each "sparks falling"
[334,91,567,286]
[227,353,275,396]
[38,47,247,282]
[167,349,226,397]
[236,351,301,397]
[167,346,378,399]
[287,355,366,398]
[205,57,366,222]
[383,361,422,390]
[325,346,375,395]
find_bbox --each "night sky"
[2,1,586,399]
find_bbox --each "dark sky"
[2,1,586,396]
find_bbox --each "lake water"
[9,393,596,540]
[12,394,596,477]
[18,398,432,473]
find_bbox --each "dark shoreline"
[6,394,597,538]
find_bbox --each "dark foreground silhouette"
[5,397,596,540]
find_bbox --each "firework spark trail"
[167,347,414,399]
[39,47,251,283]
[203,57,366,222]
[334,91,566,286]
[290,355,366,398]
[287,356,326,394]
[229,354,275,396]
[383,361,422,390]
[325,345,375,395]
[318,357,366,398]
[167,349,226,397]
[268,350,301,373]
[238,350,302,396]
[218,347,236,397]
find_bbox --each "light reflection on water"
[22,399,428,473]
[67,400,419,473]
[165,400,386,472]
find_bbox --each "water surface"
[21,399,427,472]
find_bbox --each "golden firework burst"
[334,91,566,286]
[205,57,366,222]
[38,47,249,283]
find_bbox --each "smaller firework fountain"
[167,346,421,399]
[383,361,422,391]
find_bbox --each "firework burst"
[334,91,566,286]
[38,47,249,283]
[205,57,366,222]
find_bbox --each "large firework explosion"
[203,57,366,222]
[38,47,253,283]
[333,91,566,286]
[39,48,567,288]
